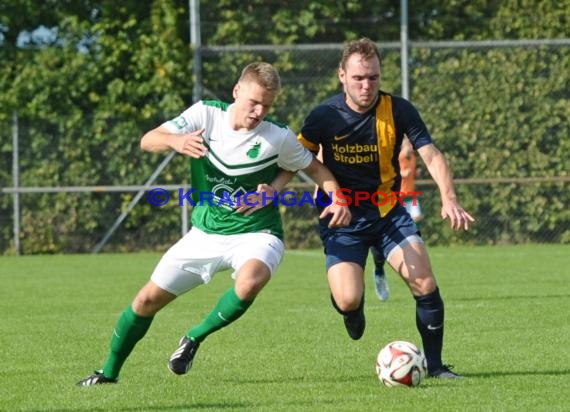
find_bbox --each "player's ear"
[232,84,240,99]
[338,67,345,84]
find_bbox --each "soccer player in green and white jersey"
[77,62,351,386]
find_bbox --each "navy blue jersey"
[298,91,432,224]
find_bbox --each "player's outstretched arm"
[417,144,475,230]
[302,159,351,228]
[141,126,207,158]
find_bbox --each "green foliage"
[0,1,192,253]
[202,0,402,44]
[409,42,569,245]
[0,1,568,254]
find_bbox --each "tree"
[0,0,567,253]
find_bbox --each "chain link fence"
[1,39,568,254]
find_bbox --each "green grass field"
[1,244,569,411]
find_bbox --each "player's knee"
[132,283,174,316]
[408,275,437,296]
[132,294,162,316]
[331,294,362,312]
[235,271,270,300]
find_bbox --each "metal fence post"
[12,111,21,255]
[400,0,409,100]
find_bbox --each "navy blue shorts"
[319,205,421,270]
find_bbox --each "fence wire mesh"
[1,40,568,254]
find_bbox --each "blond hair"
[238,62,281,92]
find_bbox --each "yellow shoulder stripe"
[297,133,320,153]
[376,95,397,217]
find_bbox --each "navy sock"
[374,266,385,277]
[414,287,444,372]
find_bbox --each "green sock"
[187,287,252,343]
[102,305,153,379]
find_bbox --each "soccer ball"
[376,340,427,387]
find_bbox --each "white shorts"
[150,227,285,296]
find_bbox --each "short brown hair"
[238,62,281,92]
[339,37,382,70]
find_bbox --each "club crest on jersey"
[247,140,261,159]
[172,116,188,129]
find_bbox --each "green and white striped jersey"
[163,100,313,238]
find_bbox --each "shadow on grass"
[28,402,252,412]
[28,398,341,411]
[462,369,570,378]
[218,373,373,385]
[453,293,570,302]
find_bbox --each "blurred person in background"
[371,136,424,301]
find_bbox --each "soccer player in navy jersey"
[298,37,474,378]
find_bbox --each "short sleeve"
[277,129,314,172]
[162,102,205,134]
[396,99,433,150]
[298,105,332,152]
